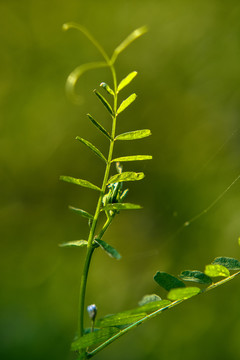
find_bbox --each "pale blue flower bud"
[87,304,97,321]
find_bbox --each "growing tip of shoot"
[134,25,148,37]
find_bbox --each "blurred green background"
[1,0,240,359]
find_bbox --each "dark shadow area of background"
[1,0,240,359]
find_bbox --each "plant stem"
[77,59,118,349]
[97,215,115,240]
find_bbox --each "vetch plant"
[60,22,240,359]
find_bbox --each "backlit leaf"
[87,114,111,140]
[154,271,185,291]
[100,82,114,96]
[94,90,113,115]
[69,206,94,220]
[96,313,145,328]
[59,240,88,248]
[107,172,145,184]
[117,71,138,93]
[168,287,201,301]
[76,136,107,163]
[95,239,121,260]
[60,176,101,192]
[101,203,142,211]
[179,270,212,285]
[71,327,119,351]
[133,300,171,314]
[205,264,230,277]
[117,94,137,115]
[212,257,240,270]
[96,300,172,329]
[111,26,148,64]
[138,294,161,306]
[115,129,151,141]
[112,155,152,162]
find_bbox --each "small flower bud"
[87,304,97,321]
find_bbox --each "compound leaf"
[117,94,137,115]
[94,90,113,115]
[76,136,107,163]
[71,327,119,351]
[107,172,144,184]
[112,155,152,162]
[212,257,240,270]
[115,129,151,141]
[154,271,185,291]
[59,240,88,248]
[168,287,201,301]
[179,270,212,285]
[95,239,121,260]
[117,71,138,93]
[87,114,111,140]
[101,203,142,211]
[205,264,230,277]
[68,206,94,220]
[60,176,101,192]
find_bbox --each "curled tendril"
[65,62,108,104]
[63,22,147,103]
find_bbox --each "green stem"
[97,215,115,240]
[77,57,118,349]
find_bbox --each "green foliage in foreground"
[60,23,240,359]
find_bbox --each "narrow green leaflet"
[87,114,111,140]
[112,155,152,162]
[101,203,142,212]
[71,327,119,351]
[111,26,148,64]
[69,205,94,220]
[117,71,138,93]
[76,136,107,163]
[94,90,113,115]
[59,240,88,248]
[96,313,146,328]
[95,239,121,260]
[117,94,137,115]
[60,176,101,192]
[100,82,114,96]
[212,257,240,270]
[115,129,151,141]
[168,287,201,301]
[107,172,145,184]
[179,270,212,285]
[205,264,230,277]
[154,271,185,291]
[138,294,161,306]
